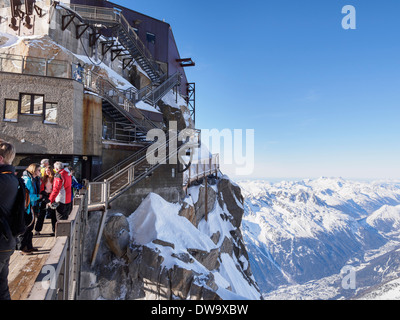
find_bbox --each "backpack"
[13,177,30,235]
[0,175,28,242]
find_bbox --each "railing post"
[64,237,70,300]
[21,56,25,74]
[45,58,48,77]
[88,184,92,205]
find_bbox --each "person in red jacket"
[48,162,72,221]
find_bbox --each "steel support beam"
[62,14,74,31]
[76,23,89,39]
[176,58,195,67]
[187,82,195,124]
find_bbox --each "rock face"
[79,176,262,300]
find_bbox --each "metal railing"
[88,133,178,207]
[183,154,220,187]
[27,193,88,300]
[93,144,149,182]
[102,121,143,144]
[68,4,162,82]
[85,71,162,131]
[0,53,71,78]
[139,72,181,105]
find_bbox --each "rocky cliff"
[79,176,262,300]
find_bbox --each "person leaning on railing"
[47,162,72,221]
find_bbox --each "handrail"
[27,193,88,300]
[116,9,162,79]
[107,133,172,182]
[88,132,189,206]
[86,71,162,131]
[68,4,162,82]
[0,53,71,78]
[183,154,220,187]
[141,72,181,105]
[93,144,149,182]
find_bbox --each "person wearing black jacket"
[0,140,19,300]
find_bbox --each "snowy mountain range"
[237,177,400,299]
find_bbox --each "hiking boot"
[20,247,32,255]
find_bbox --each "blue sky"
[114,0,400,180]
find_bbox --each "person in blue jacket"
[20,163,42,254]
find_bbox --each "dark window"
[3,99,18,122]
[19,93,44,115]
[146,32,156,44]
[133,27,139,35]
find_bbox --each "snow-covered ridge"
[237,177,400,299]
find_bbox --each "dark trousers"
[0,250,13,300]
[18,213,34,251]
[35,208,56,233]
[56,202,72,221]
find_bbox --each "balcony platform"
[8,220,56,300]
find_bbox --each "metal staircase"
[93,144,149,182]
[136,72,182,105]
[87,133,183,209]
[57,2,183,123]
[68,4,163,84]
[65,4,182,105]
[84,71,164,143]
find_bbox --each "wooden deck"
[8,220,56,300]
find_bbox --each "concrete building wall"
[75,93,103,156]
[0,72,102,157]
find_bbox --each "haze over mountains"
[238,177,400,299]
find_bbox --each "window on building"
[146,32,156,44]
[133,27,139,35]
[20,93,44,115]
[3,99,18,122]
[44,102,58,124]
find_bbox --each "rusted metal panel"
[82,93,103,156]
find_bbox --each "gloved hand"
[46,202,59,210]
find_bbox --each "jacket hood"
[22,170,34,180]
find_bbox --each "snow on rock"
[160,90,194,128]
[128,192,216,252]
[81,177,262,300]
[135,100,162,114]
[357,277,400,300]
[366,204,400,234]
[161,89,187,110]
[0,33,73,61]
[0,32,19,48]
